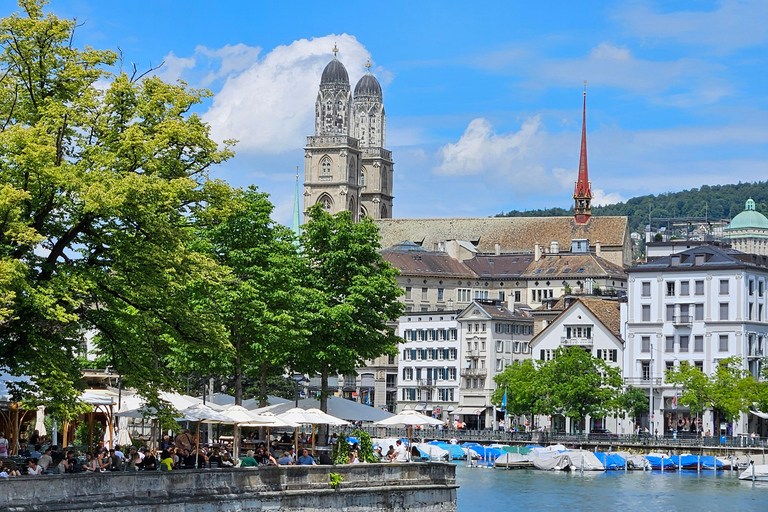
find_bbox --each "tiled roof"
[629,244,768,272]
[382,251,475,278]
[520,253,627,279]
[463,254,533,278]
[375,216,629,254]
[578,298,622,339]
[461,301,533,321]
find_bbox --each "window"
[680,304,690,320]
[666,281,675,296]
[680,281,689,296]
[760,304,764,322]
[402,368,413,380]
[596,349,618,362]
[540,349,554,361]
[496,340,503,353]
[666,304,675,322]
[359,171,365,186]
[641,362,651,381]
[421,287,428,301]
[695,280,704,295]
[642,305,651,322]
[694,335,704,353]
[760,281,765,297]
[749,303,754,321]
[719,334,729,352]
[405,286,412,300]
[679,335,689,352]
[437,288,444,302]
[319,157,332,180]
[719,279,729,295]
[481,341,486,351]
[694,361,703,371]
[641,336,651,353]
[719,303,729,321]
[474,323,479,332]
[665,336,674,353]
[514,291,521,302]
[694,303,704,321]
[641,281,651,297]
[750,280,755,296]
[457,289,471,302]
[665,361,674,375]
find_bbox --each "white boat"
[494,452,533,469]
[738,463,768,481]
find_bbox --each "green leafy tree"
[616,385,649,426]
[535,347,622,432]
[0,1,235,408]
[492,360,541,429]
[710,357,757,422]
[666,361,712,416]
[295,205,404,428]
[194,186,305,406]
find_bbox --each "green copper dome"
[725,198,768,231]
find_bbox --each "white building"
[529,297,626,433]
[397,311,461,421]
[455,300,533,430]
[626,245,768,437]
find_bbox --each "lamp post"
[293,374,308,408]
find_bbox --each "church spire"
[291,167,301,243]
[573,81,593,225]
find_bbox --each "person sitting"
[38,447,54,471]
[127,448,142,471]
[220,453,235,467]
[385,445,396,462]
[108,449,122,471]
[58,450,78,473]
[277,452,293,465]
[18,442,31,458]
[28,429,40,446]
[349,449,360,464]
[280,433,292,444]
[254,447,276,466]
[297,448,316,466]
[317,452,333,465]
[141,449,157,470]
[394,440,408,462]
[27,458,43,476]
[240,450,258,467]
[83,453,99,472]
[159,450,173,471]
[30,444,42,460]
[207,448,222,468]
[373,446,383,460]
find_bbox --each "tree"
[492,360,540,429]
[666,361,712,416]
[295,205,404,430]
[616,385,649,427]
[194,186,305,406]
[535,347,622,432]
[0,1,235,408]
[710,357,757,422]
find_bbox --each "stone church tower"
[304,48,393,221]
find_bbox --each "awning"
[750,410,768,420]
[452,406,487,416]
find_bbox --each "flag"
[501,389,507,412]
[672,391,678,410]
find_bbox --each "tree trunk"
[259,364,268,408]
[234,335,243,406]
[319,365,329,446]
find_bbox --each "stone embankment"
[3,462,457,512]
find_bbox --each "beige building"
[723,198,768,256]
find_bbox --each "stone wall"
[2,462,457,512]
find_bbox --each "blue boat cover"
[595,453,626,470]
[645,456,676,469]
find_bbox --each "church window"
[317,194,333,210]
[360,171,365,186]
[320,157,332,180]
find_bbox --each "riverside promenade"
[2,463,457,512]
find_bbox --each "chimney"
[550,241,559,254]
[595,241,601,258]
[494,243,501,256]
[534,242,541,262]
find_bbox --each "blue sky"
[36,0,768,225]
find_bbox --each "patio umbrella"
[375,410,443,459]
[277,408,350,456]
[175,404,236,468]
[117,416,132,447]
[221,405,276,460]
[34,406,47,437]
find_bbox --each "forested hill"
[496,181,768,234]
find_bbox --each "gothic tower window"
[348,158,356,182]
[360,205,368,218]
[320,157,332,181]
[317,194,333,210]
[381,204,388,218]
[360,169,366,187]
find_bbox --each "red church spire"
[573,81,592,224]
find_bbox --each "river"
[455,464,768,511]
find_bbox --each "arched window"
[319,157,332,181]
[381,204,388,218]
[348,158,356,181]
[360,206,368,218]
[360,169,366,187]
[317,194,333,210]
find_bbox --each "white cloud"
[155,51,196,83]
[199,34,373,154]
[196,44,263,86]
[434,116,545,178]
[592,188,625,207]
[616,0,768,52]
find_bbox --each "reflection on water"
[456,465,768,512]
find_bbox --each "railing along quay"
[332,426,768,452]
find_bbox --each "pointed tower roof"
[573,82,593,225]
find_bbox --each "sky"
[29,0,768,225]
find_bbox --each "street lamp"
[292,374,308,407]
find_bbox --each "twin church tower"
[303,46,394,221]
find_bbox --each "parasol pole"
[295,426,299,461]
[196,420,201,468]
[109,404,114,449]
[234,423,239,461]
[89,411,94,452]
[312,423,316,456]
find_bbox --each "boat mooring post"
[697,455,700,474]
[661,455,664,474]
[753,461,756,483]
[730,455,734,475]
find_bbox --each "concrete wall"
[2,462,457,512]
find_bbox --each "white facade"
[455,301,533,430]
[397,312,461,421]
[626,246,768,437]
[530,298,626,433]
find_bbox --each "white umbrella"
[254,411,300,428]
[35,405,47,437]
[175,404,235,468]
[304,408,351,427]
[277,407,350,455]
[117,416,132,447]
[374,409,444,427]
[222,405,276,460]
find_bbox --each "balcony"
[673,315,693,326]
[466,349,481,358]
[416,379,435,388]
[560,336,593,346]
[623,377,662,387]
[460,368,487,377]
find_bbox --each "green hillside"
[497,181,768,235]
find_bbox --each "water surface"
[456,465,768,511]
